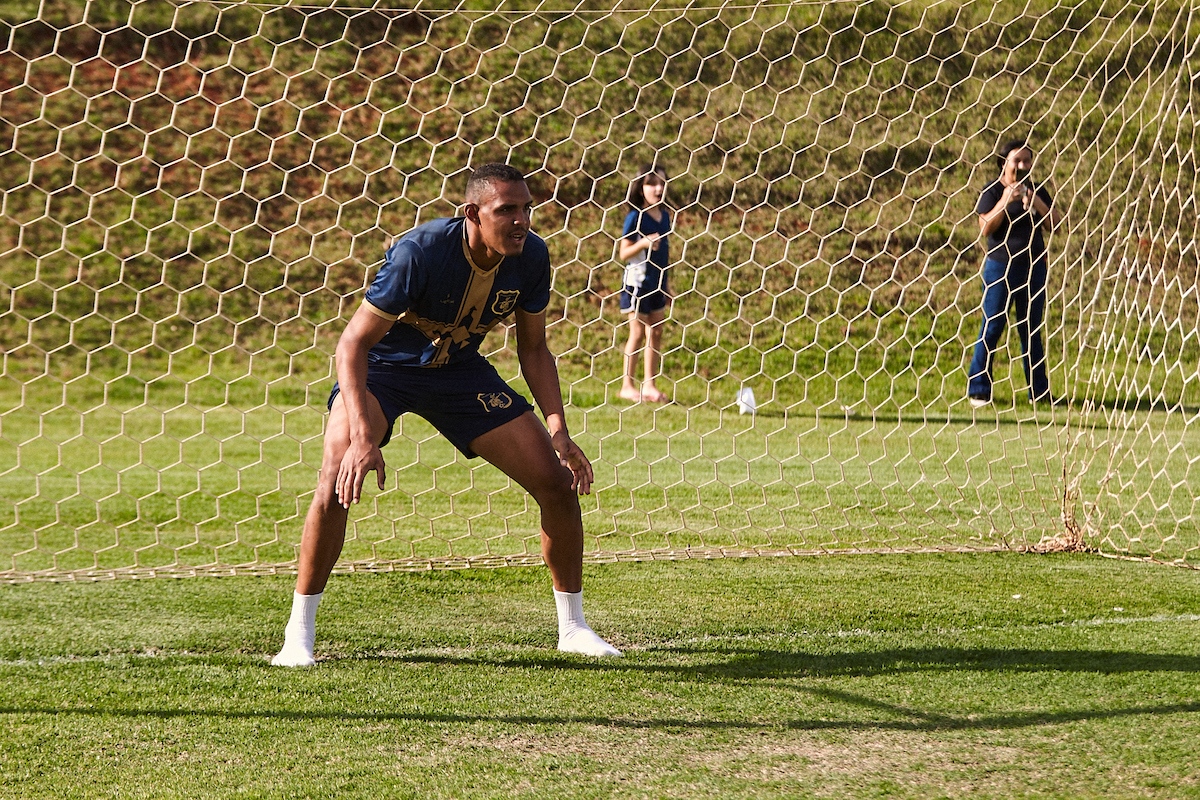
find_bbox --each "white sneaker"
[271,644,316,667]
[968,395,991,409]
[558,626,623,657]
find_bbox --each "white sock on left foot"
[271,590,322,667]
[554,589,622,657]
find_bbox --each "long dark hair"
[627,165,668,210]
[996,139,1030,172]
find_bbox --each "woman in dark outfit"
[968,140,1063,407]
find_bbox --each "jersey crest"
[490,290,520,317]
[477,391,514,411]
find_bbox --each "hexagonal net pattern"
[1,0,1199,581]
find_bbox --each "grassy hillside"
[0,0,1196,412]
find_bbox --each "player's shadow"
[4,646,1199,734]
[775,689,1200,733]
[633,644,1200,680]
[5,644,1200,734]
[4,692,1199,735]
[395,644,1200,681]
[364,644,1200,731]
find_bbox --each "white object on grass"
[736,386,757,415]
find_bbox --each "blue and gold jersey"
[363,217,551,367]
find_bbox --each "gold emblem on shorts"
[491,290,520,316]
[478,391,513,411]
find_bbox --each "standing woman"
[618,165,673,403]
[967,140,1063,408]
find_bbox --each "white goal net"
[2,0,1198,580]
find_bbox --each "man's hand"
[335,439,387,508]
[550,429,594,496]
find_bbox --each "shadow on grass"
[3,694,1199,734]
[839,408,1078,428]
[776,692,1200,732]
[637,644,1200,679]
[836,394,1200,428]
[1088,396,1200,416]
[386,644,1200,680]
[5,646,1200,733]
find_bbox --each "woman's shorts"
[327,356,534,458]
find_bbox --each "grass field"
[6,393,1200,575]
[2,4,1199,794]
[0,396,1085,569]
[3,553,1200,798]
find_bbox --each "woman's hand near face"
[1018,183,1033,210]
[1000,181,1021,208]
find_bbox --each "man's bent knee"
[529,471,579,511]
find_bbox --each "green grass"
[5,393,1200,575]
[3,553,1200,797]
[1,5,1199,789]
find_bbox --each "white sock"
[271,590,322,667]
[555,587,587,632]
[554,589,622,657]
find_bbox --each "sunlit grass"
[3,554,1200,798]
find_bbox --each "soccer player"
[272,163,622,666]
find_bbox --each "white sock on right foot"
[271,590,322,667]
[554,589,622,657]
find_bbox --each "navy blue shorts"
[327,356,534,458]
[620,287,669,315]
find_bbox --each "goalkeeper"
[272,163,621,666]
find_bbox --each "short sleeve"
[519,238,552,314]
[1035,184,1053,208]
[622,210,640,240]
[364,240,424,317]
[975,183,1001,216]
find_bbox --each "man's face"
[468,180,533,257]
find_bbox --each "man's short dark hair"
[466,163,526,201]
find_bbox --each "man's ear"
[463,202,481,224]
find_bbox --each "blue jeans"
[967,257,1050,400]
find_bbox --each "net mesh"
[2,0,1198,580]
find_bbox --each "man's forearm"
[334,340,376,441]
[520,346,568,432]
